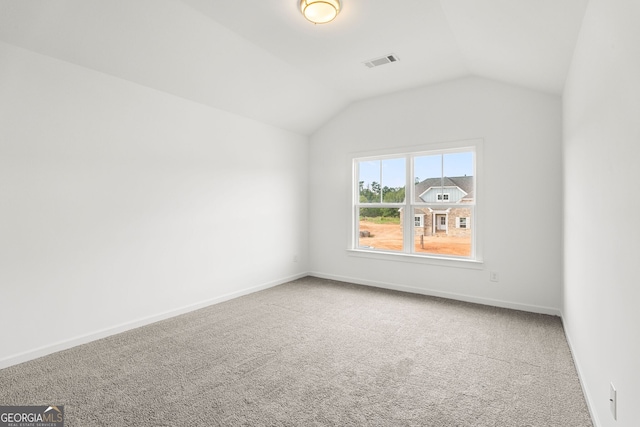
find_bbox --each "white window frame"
[349,139,483,267]
[437,193,450,202]
[456,217,470,229]
[414,214,425,227]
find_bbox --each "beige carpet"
[0,277,592,426]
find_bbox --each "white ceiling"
[0,0,589,135]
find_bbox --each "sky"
[358,152,474,189]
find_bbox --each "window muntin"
[354,145,476,260]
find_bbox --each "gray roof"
[414,176,474,203]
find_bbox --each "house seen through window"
[354,144,477,260]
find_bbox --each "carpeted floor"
[0,277,593,426]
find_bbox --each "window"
[457,217,469,229]
[353,141,479,261]
[356,157,406,250]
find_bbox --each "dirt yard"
[359,221,471,256]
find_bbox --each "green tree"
[371,181,381,198]
[382,186,405,203]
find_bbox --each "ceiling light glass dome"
[300,0,341,24]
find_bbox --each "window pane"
[414,154,442,203]
[358,207,403,251]
[358,158,405,203]
[443,151,474,204]
[381,158,405,203]
[414,152,474,204]
[358,160,380,202]
[413,208,472,257]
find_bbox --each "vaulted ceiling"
[0,0,589,135]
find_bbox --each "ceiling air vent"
[363,54,400,68]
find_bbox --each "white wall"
[563,1,640,426]
[0,42,308,367]
[309,76,563,313]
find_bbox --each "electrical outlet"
[293,255,298,263]
[490,271,499,282]
[610,383,617,420]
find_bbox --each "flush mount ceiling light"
[300,0,341,24]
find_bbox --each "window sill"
[347,248,484,270]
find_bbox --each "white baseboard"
[309,271,562,316]
[1,270,563,371]
[560,314,600,427]
[0,272,307,370]
[2,270,595,427]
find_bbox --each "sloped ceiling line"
[0,0,589,135]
